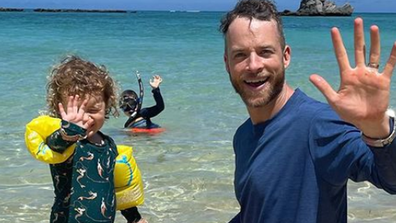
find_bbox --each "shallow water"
[0,11,395,222]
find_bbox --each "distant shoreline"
[0,7,134,13]
[0,7,24,12]
[0,7,394,14]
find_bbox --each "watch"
[361,109,396,147]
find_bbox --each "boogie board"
[124,127,165,134]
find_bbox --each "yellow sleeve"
[25,115,75,164]
[115,145,145,210]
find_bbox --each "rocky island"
[0,7,24,12]
[280,0,353,16]
[33,8,128,13]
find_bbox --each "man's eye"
[233,52,246,59]
[260,50,273,57]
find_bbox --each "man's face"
[224,17,290,108]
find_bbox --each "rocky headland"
[0,7,24,12]
[0,7,132,13]
[33,8,128,13]
[280,0,353,16]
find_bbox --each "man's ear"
[224,52,230,74]
[283,45,291,69]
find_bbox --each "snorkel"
[129,71,144,119]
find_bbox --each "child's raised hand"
[58,95,94,130]
[149,75,162,89]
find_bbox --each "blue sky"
[1,0,395,13]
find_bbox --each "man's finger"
[368,25,381,67]
[331,27,350,73]
[354,17,366,67]
[309,74,337,103]
[383,42,396,79]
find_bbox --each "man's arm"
[310,17,396,143]
[309,17,396,191]
[229,212,241,223]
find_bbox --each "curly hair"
[46,55,119,118]
[219,0,285,50]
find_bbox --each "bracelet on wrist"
[361,109,396,147]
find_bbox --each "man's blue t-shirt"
[231,89,396,223]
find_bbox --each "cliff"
[280,0,353,16]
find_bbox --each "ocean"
[0,10,395,222]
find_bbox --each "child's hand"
[58,95,94,130]
[149,75,162,89]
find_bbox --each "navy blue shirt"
[231,89,396,223]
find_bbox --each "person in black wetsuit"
[120,74,165,129]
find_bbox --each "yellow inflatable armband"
[25,115,145,210]
[25,115,75,164]
[115,145,145,210]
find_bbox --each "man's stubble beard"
[230,69,285,108]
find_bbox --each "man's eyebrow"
[230,45,275,52]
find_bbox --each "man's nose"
[247,53,264,73]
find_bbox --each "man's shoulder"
[234,118,253,136]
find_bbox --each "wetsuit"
[124,88,164,129]
[46,121,118,223]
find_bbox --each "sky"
[0,0,395,13]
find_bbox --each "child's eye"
[87,108,99,113]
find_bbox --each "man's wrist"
[361,109,396,147]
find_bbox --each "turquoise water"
[0,11,396,222]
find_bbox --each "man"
[220,0,396,222]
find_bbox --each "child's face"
[83,94,106,138]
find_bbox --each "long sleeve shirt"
[46,122,118,223]
[231,89,396,223]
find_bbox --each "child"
[25,56,146,223]
[119,74,165,129]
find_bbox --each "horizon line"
[1,7,396,14]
